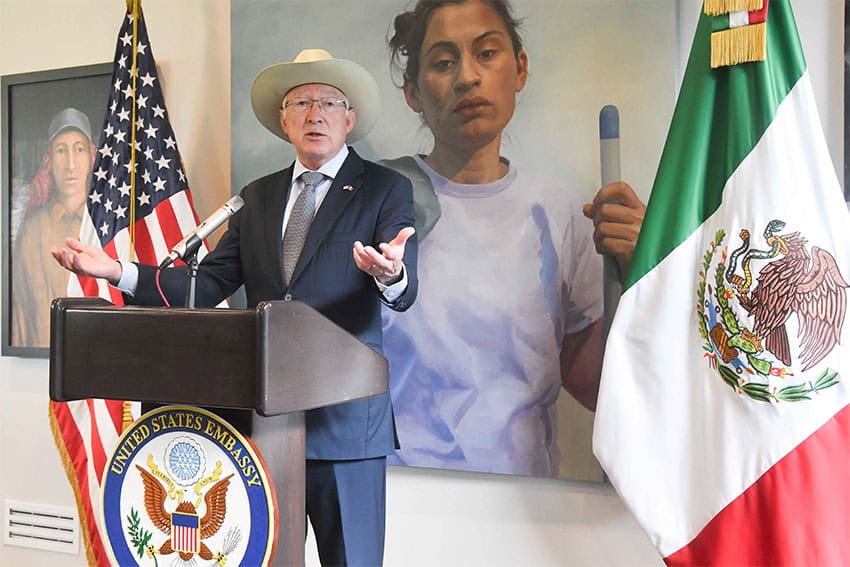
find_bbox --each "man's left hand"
[353,227,415,285]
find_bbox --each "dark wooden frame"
[1,63,111,357]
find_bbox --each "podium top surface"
[49,298,388,415]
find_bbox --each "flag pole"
[128,0,140,262]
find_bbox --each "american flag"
[49,2,208,565]
[171,512,201,554]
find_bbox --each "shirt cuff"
[375,263,408,303]
[114,260,139,296]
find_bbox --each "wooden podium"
[49,297,388,566]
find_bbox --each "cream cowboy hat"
[250,48,381,143]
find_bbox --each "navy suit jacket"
[130,148,418,460]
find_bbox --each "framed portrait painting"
[1,63,111,357]
[231,0,679,482]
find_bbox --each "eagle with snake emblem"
[725,219,849,371]
[136,464,235,563]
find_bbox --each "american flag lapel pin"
[342,185,354,192]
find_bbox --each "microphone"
[599,105,622,336]
[158,195,244,270]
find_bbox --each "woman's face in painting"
[404,0,528,152]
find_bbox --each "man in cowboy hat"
[52,49,418,565]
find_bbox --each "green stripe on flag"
[626,0,805,288]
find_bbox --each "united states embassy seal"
[102,406,277,565]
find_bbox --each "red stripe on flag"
[665,403,850,566]
[76,274,101,298]
[86,399,109,483]
[107,399,124,432]
[749,0,769,24]
[131,218,156,266]
[155,197,186,250]
[108,285,123,305]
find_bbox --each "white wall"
[0,1,842,566]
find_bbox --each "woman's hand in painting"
[353,227,416,286]
[51,237,123,286]
[582,181,646,279]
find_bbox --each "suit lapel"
[289,149,365,284]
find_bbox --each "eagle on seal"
[136,465,233,562]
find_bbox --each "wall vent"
[3,500,79,555]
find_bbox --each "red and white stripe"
[172,523,200,553]
[50,400,125,567]
[728,1,769,28]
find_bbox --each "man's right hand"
[51,238,123,285]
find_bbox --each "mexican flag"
[593,1,850,565]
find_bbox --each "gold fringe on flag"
[48,404,99,567]
[704,0,763,16]
[711,22,766,68]
[122,401,135,431]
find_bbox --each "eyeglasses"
[283,97,349,114]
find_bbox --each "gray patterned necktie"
[282,171,324,284]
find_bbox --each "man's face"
[50,129,91,201]
[279,83,355,170]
